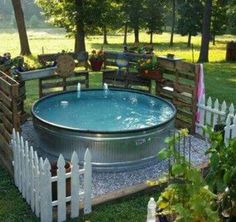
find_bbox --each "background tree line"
[1,0,236,62]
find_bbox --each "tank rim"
[31,88,177,134]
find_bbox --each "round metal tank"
[32,89,176,171]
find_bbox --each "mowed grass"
[1,28,236,104]
[0,166,161,222]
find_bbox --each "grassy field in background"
[1,28,235,62]
[1,28,236,104]
[0,29,236,221]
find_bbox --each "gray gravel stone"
[21,121,209,198]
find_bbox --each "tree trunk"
[187,33,192,47]
[134,27,139,44]
[11,0,31,55]
[123,22,128,45]
[150,32,153,44]
[170,0,176,47]
[74,0,86,52]
[198,0,213,63]
[212,34,215,45]
[103,25,108,45]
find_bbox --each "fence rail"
[195,96,236,142]
[11,129,92,222]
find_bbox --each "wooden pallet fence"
[157,60,199,132]
[195,96,235,137]
[39,72,89,97]
[224,114,236,145]
[11,129,92,222]
[0,71,22,173]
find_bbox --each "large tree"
[122,0,145,43]
[36,0,87,52]
[211,0,228,45]
[144,0,165,44]
[37,0,120,51]
[198,0,213,62]
[227,0,236,34]
[176,0,203,47]
[11,0,31,55]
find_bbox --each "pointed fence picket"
[224,114,236,145]
[195,96,236,142]
[11,129,92,222]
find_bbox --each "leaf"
[159,201,169,209]
[158,148,169,160]
[172,163,184,175]
[223,170,231,185]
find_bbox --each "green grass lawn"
[1,28,235,104]
[0,29,236,221]
[0,166,161,222]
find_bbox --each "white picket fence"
[11,129,92,222]
[195,96,236,143]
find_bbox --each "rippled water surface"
[33,90,175,131]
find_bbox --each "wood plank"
[175,118,192,129]
[158,59,175,71]
[174,83,193,94]
[0,102,13,120]
[11,84,19,97]
[0,123,11,142]
[0,90,12,108]
[159,91,173,100]
[0,71,19,85]
[0,136,12,160]
[0,76,12,96]
[2,115,13,133]
[41,81,64,89]
[18,67,56,81]
[40,74,61,81]
[65,79,87,87]
[177,72,195,81]
[191,64,200,133]
[176,61,195,74]
[42,90,63,97]
[177,108,193,118]
[174,93,192,104]
[73,71,89,77]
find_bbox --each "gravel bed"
[21,121,209,198]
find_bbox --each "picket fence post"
[224,114,236,145]
[84,149,92,214]
[40,158,53,222]
[71,151,80,218]
[57,155,67,222]
[196,96,235,139]
[11,129,92,222]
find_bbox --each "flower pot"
[140,70,162,81]
[50,161,71,201]
[17,67,56,81]
[90,60,104,71]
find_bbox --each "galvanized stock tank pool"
[32,88,176,171]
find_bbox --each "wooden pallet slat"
[0,90,12,108]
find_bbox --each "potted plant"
[89,49,104,71]
[137,55,162,81]
[0,53,24,76]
